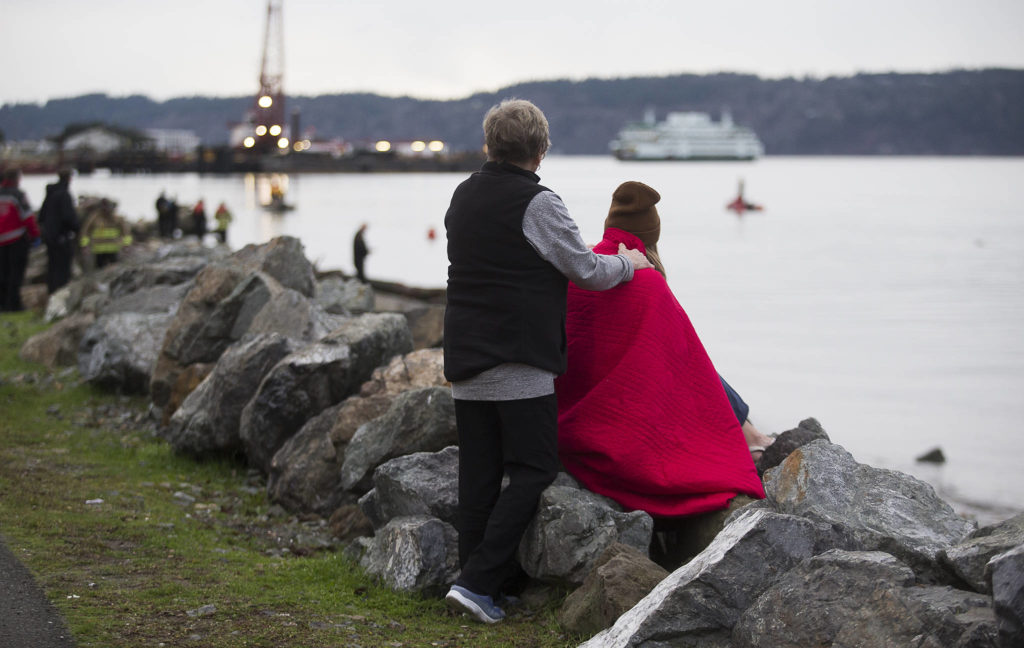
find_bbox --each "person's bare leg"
[742,419,774,460]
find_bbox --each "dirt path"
[0,536,76,648]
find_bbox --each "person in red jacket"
[0,168,40,311]
[555,181,770,521]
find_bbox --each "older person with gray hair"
[443,98,652,623]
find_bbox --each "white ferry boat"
[610,109,765,161]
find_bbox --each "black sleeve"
[61,192,79,234]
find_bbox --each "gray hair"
[482,99,551,164]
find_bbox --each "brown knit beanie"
[604,181,661,249]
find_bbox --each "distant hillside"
[2,69,1022,155]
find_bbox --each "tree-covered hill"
[2,69,1021,155]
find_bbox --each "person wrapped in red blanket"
[555,181,766,518]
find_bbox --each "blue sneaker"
[445,585,506,624]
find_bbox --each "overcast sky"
[3,0,1023,105]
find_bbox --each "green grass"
[1,312,581,647]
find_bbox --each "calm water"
[21,156,1024,524]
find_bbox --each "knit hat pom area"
[605,181,661,248]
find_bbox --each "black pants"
[354,254,367,282]
[0,237,29,311]
[94,253,117,269]
[453,395,560,598]
[46,239,74,294]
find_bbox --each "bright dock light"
[255,125,268,136]
[269,124,282,136]
[277,138,290,149]
[428,140,445,152]
[375,140,391,152]
[411,140,426,152]
[243,137,256,148]
[258,95,273,108]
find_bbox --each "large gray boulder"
[150,263,257,414]
[339,386,456,493]
[267,406,347,517]
[164,333,296,456]
[266,348,446,515]
[39,282,185,348]
[44,276,101,322]
[328,497,375,542]
[732,550,916,647]
[230,236,316,297]
[162,271,301,367]
[518,484,654,587]
[354,515,459,595]
[733,549,997,648]
[240,313,412,472]
[356,348,446,398]
[78,311,175,393]
[987,543,1024,648]
[43,242,211,322]
[103,283,189,316]
[558,542,670,637]
[580,509,841,648]
[150,236,316,416]
[148,238,228,262]
[107,255,208,298]
[940,513,1024,593]
[756,416,830,476]
[406,303,445,350]
[358,446,459,530]
[243,279,348,341]
[851,585,998,648]
[373,292,445,350]
[162,263,247,362]
[315,275,373,314]
[20,311,96,368]
[266,349,445,518]
[763,440,976,582]
[207,272,346,346]
[326,393,395,445]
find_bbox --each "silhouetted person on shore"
[214,202,232,244]
[192,199,208,240]
[166,196,180,237]
[156,191,172,238]
[353,223,369,282]
[38,169,79,294]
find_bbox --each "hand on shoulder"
[618,242,654,270]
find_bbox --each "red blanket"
[555,228,765,517]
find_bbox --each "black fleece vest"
[443,161,569,382]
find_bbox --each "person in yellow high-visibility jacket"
[214,202,233,244]
[80,197,132,269]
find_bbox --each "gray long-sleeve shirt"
[451,190,633,401]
